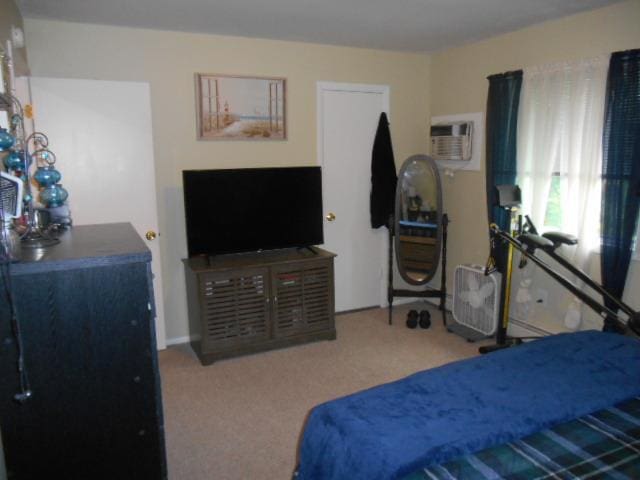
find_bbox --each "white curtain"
[517,56,608,268]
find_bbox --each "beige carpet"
[159,303,490,479]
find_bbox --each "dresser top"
[10,223,151,275]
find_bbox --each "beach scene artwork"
[197,74,286,140]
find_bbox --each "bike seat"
[519,233,554,252]
[542,231,578,248]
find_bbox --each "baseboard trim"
[423,293,453,312]
[166,334,200,346]
[167,296,455,346]
[386,297,421,307]
[336,305,381,315]
[507,318,552,337]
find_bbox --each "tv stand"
[184,247,336,364]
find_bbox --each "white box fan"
[452,265,501,337]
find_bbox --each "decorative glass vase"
[0,128,15,151]
[40,184,69,208]
[3,150,25,170]
[34,166,62,187]
[1,222,21,261]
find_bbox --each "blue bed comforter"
[296,331,640,480]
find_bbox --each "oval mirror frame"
[394,154,443,286]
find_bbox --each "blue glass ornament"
[40,184,69,208]
[0,127,15,151]
[23,193,33,203]
[3,150,24,170]
[34,165,62,187]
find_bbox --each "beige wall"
[0,0,20,48]
[0,0,27,76]
[430,0,640,332]
[23,18,431,342]
[21,0,640,341]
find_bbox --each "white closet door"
[318,82,390,312]
[29,77,167,349]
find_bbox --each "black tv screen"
[183,167,324,256]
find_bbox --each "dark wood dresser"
[0,223,166,479]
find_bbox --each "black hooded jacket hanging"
[370,112,397,228]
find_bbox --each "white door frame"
[316,81,391,308]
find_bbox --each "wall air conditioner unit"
[430,121,473,162]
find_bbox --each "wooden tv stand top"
[184,246,336,272]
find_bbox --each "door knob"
[325,212,336,222]
[145,230,157,241]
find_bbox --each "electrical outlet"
[535,288,549,307]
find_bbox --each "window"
[517,56,608,264]
[543,173,562,230]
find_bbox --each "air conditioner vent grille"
[430,121,473,161]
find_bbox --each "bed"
[405,395,640,479]
[295,331,640,479]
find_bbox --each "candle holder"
[0,91,70,249]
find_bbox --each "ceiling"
[17,0,621,53]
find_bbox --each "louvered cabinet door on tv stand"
[184,247,336,365]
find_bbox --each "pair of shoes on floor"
[406,310,431,329]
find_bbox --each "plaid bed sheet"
[403,397,640,480]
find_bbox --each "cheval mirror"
[388,154,448,325]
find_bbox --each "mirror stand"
[387,213,449,325]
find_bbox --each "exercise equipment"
[494,220,640,336]
[482,216,639,353]
[479,185,523,353]
[522,215,636,325]
[480,184,639,354]
[406,310,418,329]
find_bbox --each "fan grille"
[452,265,500,335]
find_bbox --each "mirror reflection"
[395,155,442,284]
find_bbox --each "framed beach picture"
[196,73,286,140]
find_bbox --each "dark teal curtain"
[601,49,640,332]
[485,70,523,270]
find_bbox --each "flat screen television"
[183,167,324,256]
